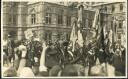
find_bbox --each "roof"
[92,2,125,7]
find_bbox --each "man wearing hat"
[7,34,15,65]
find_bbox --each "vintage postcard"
[1,0,127,78]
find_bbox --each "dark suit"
[45,47,60,69]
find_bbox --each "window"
[12,2,18,7]
[111,21,113,29]
[89,20,92,28]
[119,22,122,28]
[31,14,36,24]
[104,6,107,12]
[118,34,121,39]
[67,16,71,26]
[66,33,70,40]
[49,33,52,40]
[120,4,123,11]
[111,5,115,12]
[9,16,12,23]
[58,14,63,24]
[45,13,51,24]
[13,15,17,25]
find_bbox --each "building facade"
[92,2,126,46]
[27,2,78,42]
[2,2,28,40]
[2,2,126,45]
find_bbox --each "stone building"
[91,2,126,46]
[2,1,126,45]
[2,2,28,40]
[27,2,78,42]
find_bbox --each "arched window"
[119,22,122,28]
[58,14,63,24]
[30,8,36,24]
[31,14,36,24]
[120,4,123,11]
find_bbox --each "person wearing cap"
[7,34,15,65]
[112,47,123,75]
[44,41,60,71]
[61,41,73,65]
[25,39,35,68]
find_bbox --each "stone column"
[17,2,27,40]
[3,3,8,40]
[17,3,23,40]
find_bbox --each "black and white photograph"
[1,0,127,78]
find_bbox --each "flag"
[113,17,117,42]
[77,20,84,48]
[108,29,113,44]
[122,21,126,47]
[92,10,100,29]
[77,5,84,47]
[93,10,100,39]
[69,18,78,52]
[69,18,84,52]
[39,42,47,72]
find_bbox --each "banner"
[24,29,33,40]
[92,10,100,28]
[69,19,78,52]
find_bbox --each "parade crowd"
[2,33,126,77]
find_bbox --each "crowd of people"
[2,34,126,77]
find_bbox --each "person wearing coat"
[45,44,60,71]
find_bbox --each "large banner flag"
[77,18,84,47]
[69,18,84,52]
[92,10,100,29]
[69,18,78,52]
[39,42,48,72]
[92,9,100,39]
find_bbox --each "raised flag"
[76,4,84,48]
[69,18,78,52]
[39,42,48,72]
[93,10,100,39]
[108,29,113,44]
[77,18,84,47]
[69,4,84,52]
[92,10,100,28]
